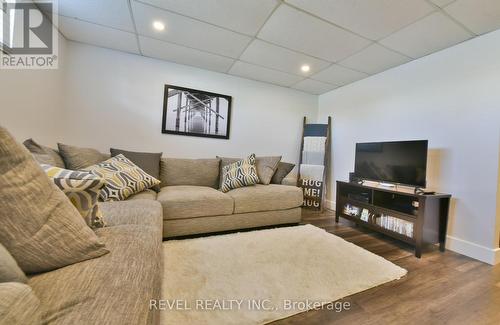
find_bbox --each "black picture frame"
[162,84,232,139]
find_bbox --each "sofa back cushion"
[0,244,27,283]
[160,158,220,188]
[23,138,65,168]
[0,127,109,274]
[58,143,108,170]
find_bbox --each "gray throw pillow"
[23,138,65,168]
[218,156,282,186]
[271,162,296,184]
[110,148,162,192]
[58,143,108,170]
[0,244,27,283]
[0,127,109,274]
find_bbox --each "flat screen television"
[354,140,428,187]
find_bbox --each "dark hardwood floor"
[272,209,500,325]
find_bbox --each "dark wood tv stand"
[335,181,451,258]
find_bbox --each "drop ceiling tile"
[239,40,331,76]
[285,0,435,40]
[136,0,279,36]
[291,79,338,95]
[380,12,473,58]
[139,36,234,73]
[445,0,500,35]
[228,61,304,87]
[131,1,252,58]
[429,0,456,7]
[340,44,412,74]
[58,16,140,54]
[50,0,135,32]
[311,64,368,86]
[258,5,371,62]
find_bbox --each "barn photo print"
[162,85,232,139]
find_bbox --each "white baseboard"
[324,199,335,211]
[327,200,499,265]
[445,236,500,265]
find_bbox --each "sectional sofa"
[145,157,302,237]
[1,137,303,324]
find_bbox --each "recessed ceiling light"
[153,21,165,31]
[301,65,310,72]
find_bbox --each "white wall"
[0,34,67,146]
[61,42,317,165]
[318,30,500,264]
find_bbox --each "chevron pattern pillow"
[41,164,106,228]
[221,154,260,193]
[85,154,160,201]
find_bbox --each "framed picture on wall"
[162,85,232,139]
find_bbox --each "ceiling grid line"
[423,0,478,36]
[225,1,283,73]
[127,0,143,55]
[134,0,257,38]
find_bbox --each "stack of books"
[343,204,360,217]
[376,214,414,238]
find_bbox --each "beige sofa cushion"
[99,199,163,228]
[126,189,157,201]
[0,127,109,274]
[160,158,220,188]
[163,208,302,238]
[0,282,41,325]
[0,244,27,283]
[158,186,233,220]
[227,184,303,214]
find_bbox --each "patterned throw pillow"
[85,154,161,201]
[221,154,260,193]
[41,164,106,228]
[218,156,281,186]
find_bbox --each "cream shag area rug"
[161,225,406,325]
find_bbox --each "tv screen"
[354,140,428,187]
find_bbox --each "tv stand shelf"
[335,181,451,258]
